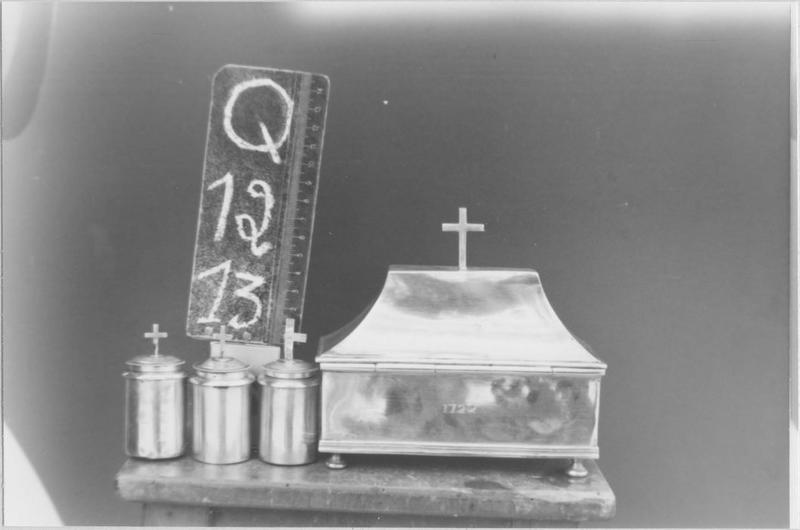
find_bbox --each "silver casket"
[316,266,606,470]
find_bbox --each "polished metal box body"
[317,267,606,460]
[320,370,600,458]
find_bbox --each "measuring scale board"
[186,65,329,345]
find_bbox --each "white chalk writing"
[223,78,294,164]
[207,173,275,257]
[197,259,232,324]
[235,179,275,257]
[197,259,266,330]
[227,271,266,329]
[208,172,234,241]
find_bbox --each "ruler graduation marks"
[186,65,329,345]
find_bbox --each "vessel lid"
[194,324,252,376]
[262,318,318,379]
[316,267,607,370]
[263,358,319,379]
[194,355,250,375]
[127,323,184,372]
[126,354,185,373]
[316,209,605,371]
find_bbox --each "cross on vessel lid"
[282,318,307,361]
[195,324,250,375]
[144,323,168,356]
[262,318,318,380]
[126,323,185,372]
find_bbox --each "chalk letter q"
[223,77,294,164]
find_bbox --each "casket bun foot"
[325,453,348,470]
[566,458,588,479]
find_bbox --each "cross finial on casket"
[209,325,233,358]
[282,318,307,361]
[143,323,168,357]
[442,207,485,270]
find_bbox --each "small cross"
[143,323,168,357]
[282,318,307,361]
[209,325,233,358]
[442,207,485,270]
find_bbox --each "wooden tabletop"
[116,455,615,524]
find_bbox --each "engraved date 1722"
[441,403,477,414]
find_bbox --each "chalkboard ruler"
[186,65,329,344]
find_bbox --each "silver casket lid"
[316,266,606,373]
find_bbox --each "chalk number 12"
[207,172,275,257]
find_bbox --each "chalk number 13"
[197,260,265,329]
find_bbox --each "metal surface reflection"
[316,267,606,466]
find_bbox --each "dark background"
[2,2,790,526]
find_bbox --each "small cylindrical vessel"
[258,354,320,465]
[190,354,254,464]
[123,327,186,459]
